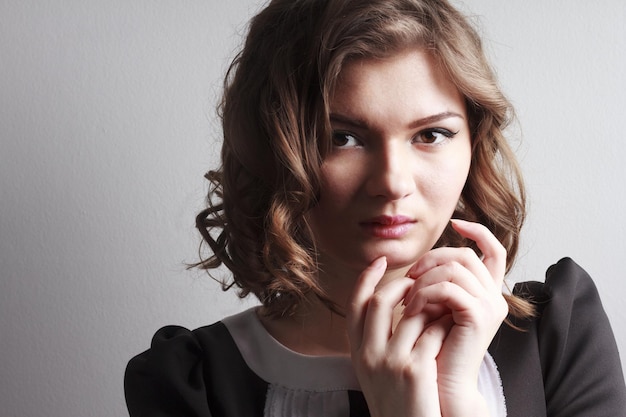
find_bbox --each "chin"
[364,243,428,269]
[384,254,422,270]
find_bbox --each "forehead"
[330,49,465,120]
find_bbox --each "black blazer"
[489,258,626,416]
[126,258,626,416]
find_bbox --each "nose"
[365,141,416,200]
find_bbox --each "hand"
[403,219,509,416]
[347,256,453,417]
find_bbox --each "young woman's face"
[307,48,471,275]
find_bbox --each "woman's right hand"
[346,256,452,417]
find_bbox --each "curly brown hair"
[195,0,533,320]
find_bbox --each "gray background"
[1,1,625,415]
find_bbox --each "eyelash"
[331,131,361,148]
[331,128,459,148]
[414,128,459,145]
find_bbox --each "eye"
[413,128,458,145]
[332,131,362,148]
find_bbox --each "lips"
[359,215,416,238]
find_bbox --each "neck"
[259,260,412,356]
[259,296,351,356]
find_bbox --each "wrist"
[440,389,489,417]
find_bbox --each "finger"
[449,219,506,285]
[403,262,483,316]
[412,314,454,360]
[389,301,452,352]
[387,310,430,354]
[360,276,417,354]
[404,282,478,324]
[407,246,491,289]
[346,256,387,351]
[416,302,452,321]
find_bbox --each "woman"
[125,0,626,415]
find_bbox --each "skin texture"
[348,219,508,416]
[261,49,508,416]
[307,48,471,278]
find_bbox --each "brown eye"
[332,132,361,148]
[414,128,457,145]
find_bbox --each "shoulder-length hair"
[195,0,533,320]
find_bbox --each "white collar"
[224,307,507,415]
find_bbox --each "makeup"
[359,215,416,239]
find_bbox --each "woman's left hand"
[403,219,509,416]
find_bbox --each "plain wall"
[1,1,624,416]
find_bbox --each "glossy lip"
[359,215,416,239]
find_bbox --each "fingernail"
[402,293,411,307]
[450,218,468,231]
[371,256,387,270]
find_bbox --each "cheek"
[306,167,350,229]
[318,160,362,203]
[421,157,470,206]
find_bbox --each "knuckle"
[380,356,417,380]
[422,323,443,338]
[494,242,506,258]
[368,292,388,310]
[354,349,378,372]
[482,294,508,322]
[380,355,396,370]
[446,260,464,276]
[459,246,477,260]
[399,362,419,381]
[437,280,455,294]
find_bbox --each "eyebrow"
[329,111,465,130]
